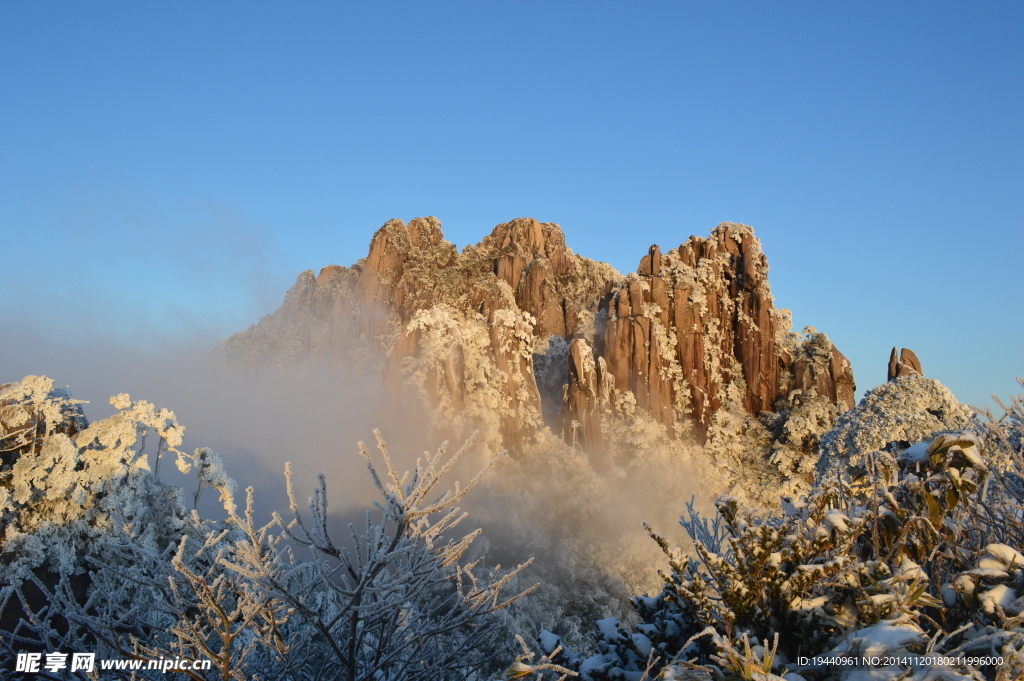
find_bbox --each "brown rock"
[638,245,662,276]
[563,338,605,452]
[901,348,923,376]
[487,310,542,451]
[888,347,924,381]
[597,224,779,440]
[316,264,344,285]
[781,329,855,412]
[222,218,855,453]
[517,257,564,338]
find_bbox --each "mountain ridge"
[221,217,855,456]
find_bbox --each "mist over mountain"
[221,217,859,502]
[3,1,1021,676]
[3,217,1023,680]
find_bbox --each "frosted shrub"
[524,385,1024,681]
[232,430,534,681]
[0,377,200,674]
[817,376,973,483]
[49,501,295,681]
[973,379,1024,549]
[1,377,529,680]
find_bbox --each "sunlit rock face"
[575,224,855,448]
[222,218,855,453]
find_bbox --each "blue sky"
[1,2,1021,409]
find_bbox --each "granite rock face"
[222,218,855,452]
[564,224,855,448]
[888,347,924,381]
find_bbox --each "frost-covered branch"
[1,377,532,680]
[253,430,533,681]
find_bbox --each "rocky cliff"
[222,217,855,454]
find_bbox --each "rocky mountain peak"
[222,218,855,455]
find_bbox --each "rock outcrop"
[888,347,924,381]
[563,224,855,448]
[222,218,855,453]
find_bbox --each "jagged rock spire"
[888,347,924,381]
[222,218,856,452]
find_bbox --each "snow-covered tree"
[1,377,530,680]
[222,430,534,681]
[523,379,1024,681]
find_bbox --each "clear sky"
[1,2,1021,409]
